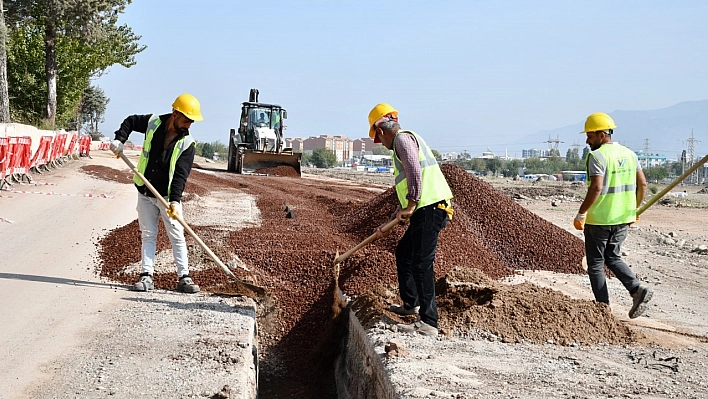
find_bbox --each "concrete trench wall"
[334,307,397,399]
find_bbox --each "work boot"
[389,304,419,316]
[176,275,200,294]
[133,273,154,292]
[397,320,438,337]
[629,285,653,319]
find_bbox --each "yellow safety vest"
[586,143,637,225]
[392,130,453,211]
[133,114,195,198]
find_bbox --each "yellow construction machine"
[227,89,302,175]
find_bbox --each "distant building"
[636,151,668,168]
[478,149,495,159]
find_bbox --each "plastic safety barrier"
[79,135,91,156]
[5,136,32,184]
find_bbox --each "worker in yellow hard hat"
[575,112,653,318]
[368,103,453,337]
[109,93,203,294]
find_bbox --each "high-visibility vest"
[392,130,453,211]
[133,114,195,198]
[585,143,637,225]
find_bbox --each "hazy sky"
[96,0,708,156]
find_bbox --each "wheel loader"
[227,89,302,176]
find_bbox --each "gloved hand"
[109,140,124,156]
[166,201,180,219]
[573,212,586,230]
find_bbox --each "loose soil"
[5,155,708,398]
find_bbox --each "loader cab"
[238,102,287,144]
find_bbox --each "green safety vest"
[585,143,637,225]
[133,114,195,198]
[392,130,453,211]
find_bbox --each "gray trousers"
[583,224,641,304]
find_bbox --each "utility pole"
[686,130,701,184]
[545,135,563,157]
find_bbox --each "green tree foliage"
[310,147,337,168]
[372,144,391,155]
[643,165,669,183]
[78,84,108,138]
[431,149,442,162]
[5,0,145,127]
[200,142,215,159]
[486,158,503,176]
[195,140,228,160]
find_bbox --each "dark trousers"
[583,224,641,304]
[395,201,448,328]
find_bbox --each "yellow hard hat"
[581,112,615,133]
[368,103,398,139]
[172,93,203,121]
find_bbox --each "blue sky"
[96,0,708,157]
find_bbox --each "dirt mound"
[253,165,301,177]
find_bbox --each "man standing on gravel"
[369,103,453,337]
[109,93,203,294]
[574,112,652,318]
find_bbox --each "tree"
[643,165,669,183]
[372,144,391,155]
[78,85,108,138]
[310,147,337,168]
[486,158,503,176]
[431,149,442,162]
[200,142,214,159]
[5,0,145,127]
[0,0,10,122]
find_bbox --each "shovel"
[117,152,267,299]
[332,218,399,304]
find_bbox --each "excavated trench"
[87,163,641,398]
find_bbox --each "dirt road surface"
[2,155,707,398]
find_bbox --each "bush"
[649,185,658,195]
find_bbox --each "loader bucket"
[241,150,302,176]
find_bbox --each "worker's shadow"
[0,272,128,290]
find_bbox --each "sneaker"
[133,273,154,292]
[389,304,419,316]
[397,320,438,337]
[629,285,653,319]
[176,275,200,294]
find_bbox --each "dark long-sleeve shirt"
[114,113,195,203]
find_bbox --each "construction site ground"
[1,151,707,399]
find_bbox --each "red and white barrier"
[1,123,83,187]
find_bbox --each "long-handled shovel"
[117,152,267,298]
[332,218,399,306]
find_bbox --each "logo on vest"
[618,158,627,168]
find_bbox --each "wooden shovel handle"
[334,218,399,265]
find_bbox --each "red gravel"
[94,164,632,399]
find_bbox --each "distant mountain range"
[524,100,708,160]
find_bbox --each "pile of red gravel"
[80,165,133,184]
